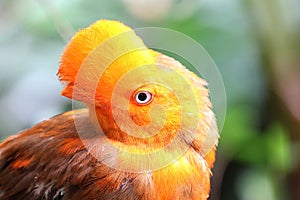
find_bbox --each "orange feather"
[0,19,219,200]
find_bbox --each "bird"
[0,20,219,200]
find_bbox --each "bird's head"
[58,20,218,158]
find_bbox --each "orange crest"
[58,19,156,105]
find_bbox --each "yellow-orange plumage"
[0,19,218,200]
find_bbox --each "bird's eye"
[134,91,152,105]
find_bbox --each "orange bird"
[0,20,219,200]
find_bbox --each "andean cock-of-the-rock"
[0,20,219,200]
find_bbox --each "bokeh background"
[1,0,300,199]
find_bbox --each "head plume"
[58,19,156,105]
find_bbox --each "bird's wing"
[0,109,149,200]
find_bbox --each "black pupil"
[138,92,147,101]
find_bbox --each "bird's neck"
[87,104,183,152]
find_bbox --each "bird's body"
[0,20,218,200]
[0,110,214,200]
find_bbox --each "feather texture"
[0,110,215,199]
[0,19,218,200]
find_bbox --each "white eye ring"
[134,91,152,105]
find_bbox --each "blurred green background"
[0,0,299,199]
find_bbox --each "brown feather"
[0,109,214,200]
